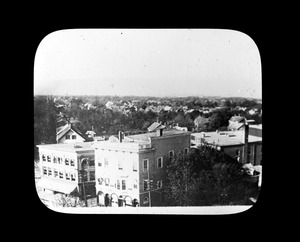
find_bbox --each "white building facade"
[36,142,95,207]
[93,129,191,207]
[93,139,142,207]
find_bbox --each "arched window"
[132,199,139,207]
[143,197,149,204]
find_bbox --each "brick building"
[191,124,262,166]
[36,142,95,206]
[93,127,191,207]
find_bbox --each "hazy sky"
[34,29,261,98]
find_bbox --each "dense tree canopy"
[34,96,57,159]
[163,145,259,206]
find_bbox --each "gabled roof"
[147,122,166,132]
[228,122,244,131]
[229,116,246,123]
[56,123,85,142]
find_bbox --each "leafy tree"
[209,108,231,130]
[34,96,58,159]
[164,145,256,206]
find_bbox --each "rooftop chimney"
[119,131,124,143]
[243,122,249,163]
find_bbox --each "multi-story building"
[93,127,191,207]
[191,124,262,166]
[36,142,95,206]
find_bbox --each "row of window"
[95,148,189,172]
[143,180,163,191]
[97,177,138,190]
[42,166,76,181]
[41,154,76,167]
[65,134,77,140]
[142,157,163,172]
[97,177,162,191]
[97,158,138,172]
[235,146,262,162]
[42,166,95,182]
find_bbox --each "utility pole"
[148,166,152,207]
[81,159,88,207]
[243,119,254,164]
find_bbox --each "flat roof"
[37,142,94,152]
[192,130,262,147]
[127,129,190,142]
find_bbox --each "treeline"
[34,95,262,159]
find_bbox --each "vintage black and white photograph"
[34,29,262,214]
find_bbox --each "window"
[143,197,149,204]
[54,169,58,178]
[248,147,251,155]
[89,171,95,181]
[65,172,70,180]
[184,148,189,154]
[247,147,251,162]
[104,157,109,167]
[48,167,52,176]
[117,180,120,190]
[236,149,241,162]
[118,159,123,170]
[143,159,148,172]
[122,180,126,190]
[59,171,64,179]
[169,150,174,158]
[133,161,138,171]
[98,177,103,185]
[70,159,75,166]
[71,173,76,181]
[72,135,76,140]
[143,180,148,191]
[47,155,51,162]
[105,178,110,186]
[58,157,62,164]
[42,155,46,162]
[98,158,102,167]
[65,158,70,166]
[157,157,163,169]
[66,135,70,139]
[43,167,47,175]
[89,159,95,166]
[133,179,138,189]
[53,156,57,164]
[157,180,162,189]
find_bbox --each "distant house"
[194,115,210,131]
[248,108,258,115]
[56,124,86,144]
[147,122,166,132]
[227,116,246,131]
[105,101,114,110]
[163,106,173,112]
[86,130,96,140]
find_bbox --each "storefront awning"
[37,179,78,195]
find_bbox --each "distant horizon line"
[34,93,262,100]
